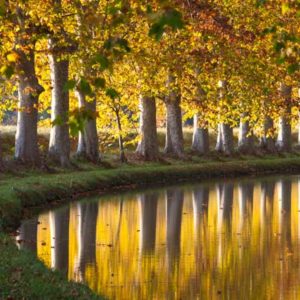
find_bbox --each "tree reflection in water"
[18,176,300,299]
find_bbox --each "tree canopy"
[0,0,300,164]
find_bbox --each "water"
[17,175,300,299]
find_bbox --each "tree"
[136,96,159,160]
[48,0,75,167]
[2,4,45,165]
[215,80,234,155]
[164,74,184,157]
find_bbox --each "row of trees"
[0,0,300,167]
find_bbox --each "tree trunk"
[0,133,3,169]
[136,96,159,160]
[216,124,233,154]
[215,124,223,152]
[220,124,234,155]
[164,75,184,157]
[297,88,300,147]
[48,43,70,167]
[276,83,292,152]
[215,80,234,155]
[15,48,43,165]
[192,114,209,154]
[76,91,100,163]
[115,109,127,163]
[260,116,276,152]
[238,113,255,154]
[298,120,300,146]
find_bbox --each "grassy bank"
[0,234,100,299]
[2,155,300,230]
[2,155,300,298]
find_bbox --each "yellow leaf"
[7,52,19,63]
[282,3,290,14]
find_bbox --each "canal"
[17,175,300,299]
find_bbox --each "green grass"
[0,233,101,299]
[2,154,300,230]
[2,154,300,299]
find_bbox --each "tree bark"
[276,83,292,152]
[0,133,3,169]
[76,90,100,163]
[15,48,43,165]
[192,72,209,155]
[297,88,300,147]
[215,80,234,155]
[238,113,255,154]
[48,43,70,167]
[259,116,276,152]
[164,75,184,157]
[215,124,223,152]
[220,124,234,155]
[298,120,300,146]
[115,109,127,163]
[192,114,209,154]
[136,96,159,160]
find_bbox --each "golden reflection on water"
[18,177,300,299]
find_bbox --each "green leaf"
[93,78,106,89]
[287,63,299,74]
[164,9,184,30]
[273,41,285,52]
[106,88,120,100]
[1,65,14,79]
[146,5,153,14]
[149,23,164,41]
[149,8,184,41]
[68,108,97,137]
[51,115,64,127]
[115,38,131,52]
[94,54,110,71]
[107,6,120,15]
[262,26,277,35]
[104,38,113,50]
[103,38,131,53]
[0,0,5,16]
[256,0,267,8]
[276,57,286,65]
[63,80,76,92]
[69,120,81,137]
[263,87,270,95]
[79,79,93,96]
[111,16,125,27]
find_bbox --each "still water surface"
[18,175,300,299]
